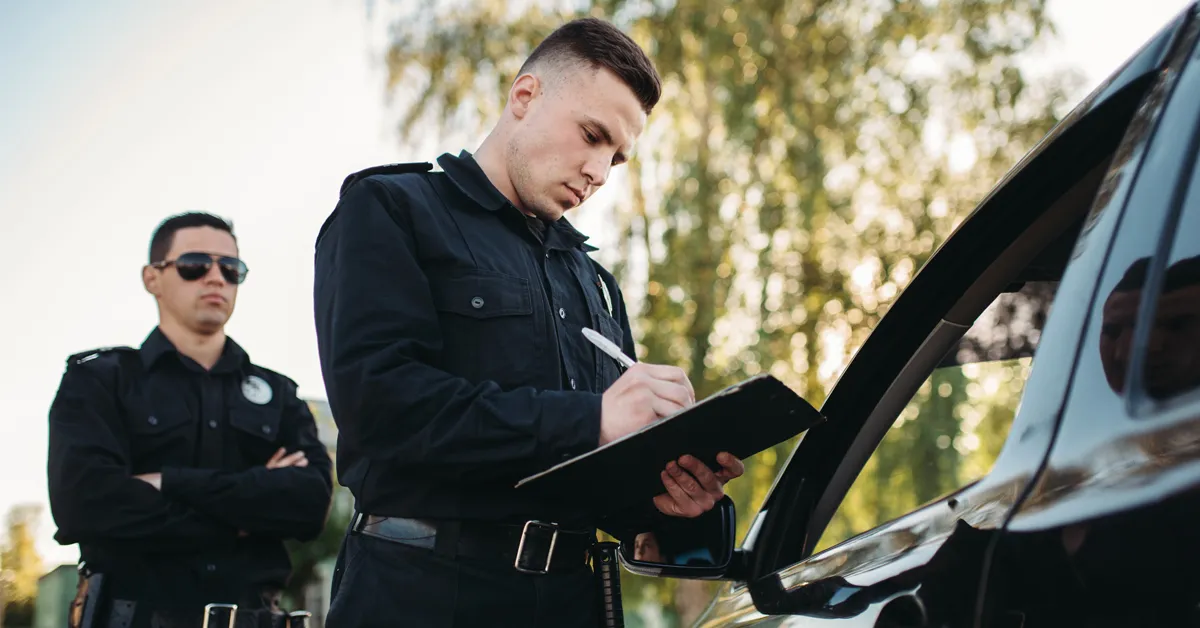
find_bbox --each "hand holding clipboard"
[519,328,820,517]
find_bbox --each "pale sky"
[0,0,1193,568]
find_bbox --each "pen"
[582,327,636,369]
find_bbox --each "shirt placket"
[197,372,225,469]
[544,248,583,392]
[563,253,609,388]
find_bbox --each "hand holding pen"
[582,326,694,444]
[583,327,744,518]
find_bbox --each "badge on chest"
[241,375,273,405]
[597,274,613,317]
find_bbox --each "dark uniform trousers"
[326,533,599,628]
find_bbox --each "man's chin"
[530,204,567,221]
[192,313,229,334]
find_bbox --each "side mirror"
[618,496,737,580]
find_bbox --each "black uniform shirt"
[313,151,638,527]
[47,328,333,612]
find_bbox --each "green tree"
[1,504,44,628]
[376,0,1078,621]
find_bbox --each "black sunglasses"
[152,252,249,285]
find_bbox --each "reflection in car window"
[1136,195,1200,400]
[816,281,1058,553]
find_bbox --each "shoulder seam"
[67,346,136,366]
[340,162,433,197]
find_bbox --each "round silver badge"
[242,375,273,405]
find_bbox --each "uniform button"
[570,378,577,390]
[558,307,566,319]
[208,420,218,429]
[206,564,216,573]
[147,416,158,426]
[471,296,485,309]
[261,425,272,435]
[545,252,550,259]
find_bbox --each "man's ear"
[509,73,542,120]
[143,265,161,297]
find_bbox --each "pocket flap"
[129,412,186,435]
[230,405,283,442]
[429,269,533,319]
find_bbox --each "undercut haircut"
[519,17,662,114]
[148,212,236,264]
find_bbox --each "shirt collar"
[139,327,249,374]
[437,150,598,252]
[548,217,597,252]
[438,150,510,212]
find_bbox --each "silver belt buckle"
[202,603,237,628]
[514,520,559,575]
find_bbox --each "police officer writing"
[313,17,744,627]
[47,213,334,628]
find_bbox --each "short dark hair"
[149,212,236,264]
[1114,257,1152,293]
[519,17,661,114]
[1114,255,1200,294]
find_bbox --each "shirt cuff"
[538,391,602,463]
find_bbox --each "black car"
[612,4,1200,626]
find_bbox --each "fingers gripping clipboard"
[514,374,825,515]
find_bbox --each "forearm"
[49,465,235,549]
[161,466,332,540]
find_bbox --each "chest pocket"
[429,269,540,386]
[230,403,284,464]
[122,390,193,471]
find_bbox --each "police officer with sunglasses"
[47,212,333,628]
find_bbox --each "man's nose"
[203,262,227,285]
[582,158,610,188]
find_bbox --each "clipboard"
[514,374,825,515]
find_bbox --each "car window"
[815,281,1058,552]
[1128,187,1200,402]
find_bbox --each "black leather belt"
[352,513,593,575]
[96,602,303,628]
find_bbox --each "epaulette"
[340,162,433,198]
[67,346,137,366]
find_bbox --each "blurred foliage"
[817,357,1032,553]
[376,0,1081,622]
[282,487,352,613]
[2,504,44,627]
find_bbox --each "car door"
[693,9,1193,627]
[980,12,1200,626]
